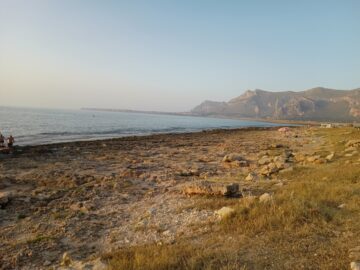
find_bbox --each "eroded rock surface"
[0,127,325,269]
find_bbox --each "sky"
[0,0,359,111]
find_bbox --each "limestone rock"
[70,202,89,214]
[259,193,272,203]
[59,256,107,270]
[307,155,321,163]
[351,261,360,270]
[60,252,72,267]
[245,172,259,181]
[326,152,335,161]
[215,207,235,219]
[258,156,272,165]
[232,160,249,167]
[293,153,306,162]
[259,163,279,176]
[83,258,107,270]
[223,153,243,162]
[182,181,239,197]
[346,140,360,148]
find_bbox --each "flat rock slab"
[346,140,360,148]
[182,181,239,197]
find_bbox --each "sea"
[0,106,287,146]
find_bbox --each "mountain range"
[191,87,360,122]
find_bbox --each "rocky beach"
[1,126,360,269]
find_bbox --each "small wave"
[36,127,189,137]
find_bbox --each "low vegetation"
[104,128,360,270]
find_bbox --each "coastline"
[14,126,286,148]
[1,126,359,269]
[82,107,320,126]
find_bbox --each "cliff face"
[191,87,360,122]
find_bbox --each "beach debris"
[182,181,239,197]
[215,207,235,219]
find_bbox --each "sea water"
[0,106,286,146]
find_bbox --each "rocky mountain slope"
[192,87,360,122]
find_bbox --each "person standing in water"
[7,135,15,148]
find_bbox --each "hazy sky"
[1,0,359,111]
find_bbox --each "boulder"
[259,193,273,203]
[215,207,235,219]
[182,181,239,197]
[223,153,244,162]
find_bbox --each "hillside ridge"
[192,87,360,122]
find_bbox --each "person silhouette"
[0,133,5,147]
[7,135,15,148]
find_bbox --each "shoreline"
[16,126,290,148]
